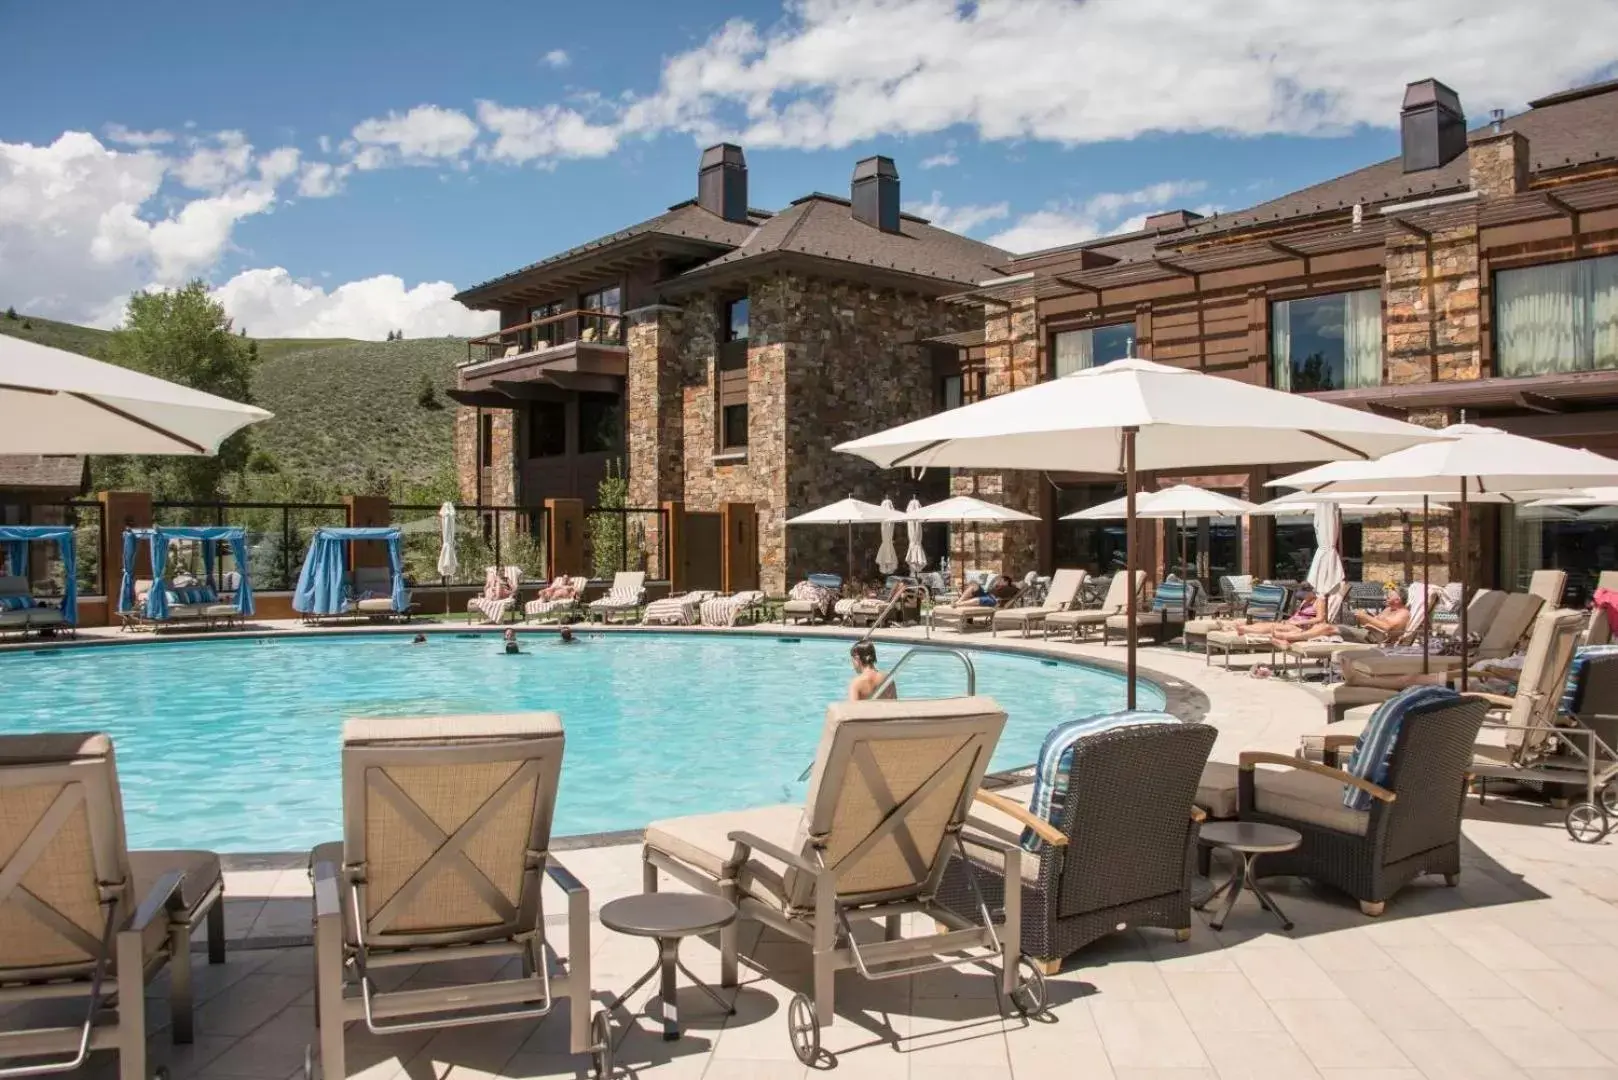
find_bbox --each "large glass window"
[1052,323,1135,377]
[941,374,963,411]
[1052,483,1128,575]
[578,393,621,454]
[1496,254,1618,377]
[479,412,494,467]
[1503,505,1616,608]
[1270,288,1382,391]
[721,403,749,449]
[528,300,565,349]
[580,284,622,344]
[724,296,750,342]
[1271,515,1363,582]
[528,400,567,458]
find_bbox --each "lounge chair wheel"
[591,1008,613,1078]
[1009,957,1047,1017]
[787,992,820,1066]
[1602,781,1618,816]
[1565,802,1610,844]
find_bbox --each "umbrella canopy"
[1308,503,1344,595]
[905,495,1040,523]
[436,503,459,579]
[904,496,927,574]
[784,497,904,525]
[876,497,900,575]
[1529,487,1618,507]
[838,357,1447,707]
[0,335,271,454]
[1061,484,1259,521]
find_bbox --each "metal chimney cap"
[699,143,747,170]
[1402,78,1463,114]
[852,155,899,181]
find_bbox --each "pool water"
[0,633,1163,851]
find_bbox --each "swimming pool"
[0,632,1164,851]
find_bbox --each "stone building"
[924,75,1618,605]
[453,148,1005,592]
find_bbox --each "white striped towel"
[641,591,719,625]
[699,590,765,627]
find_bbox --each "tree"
[395,328,405,341]
[588,458,636,579]
[4,306,16,320]
[103,281,259,501]
[415,373,440,410]
[385,330,395,342]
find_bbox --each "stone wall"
[451,405,516,506]
[1384,223,1481,386]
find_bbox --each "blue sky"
[2,0,1615,337]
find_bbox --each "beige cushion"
[1045,609,1109,626]
[1206,629,1268,648]
[1288,640,1360,658]
[1318,683,1396,709]
[0,610,32,627]
[1183,618,1224,636]
[202,604,240,618]
[1107,612,1165,628]
[782,599,815,613]
[644,804,801,911]
[344,712,561,744]
[992,606,1057,625]
[354,597,399,613]
[961,784,1044,886]
[1196,762,1240,820]
[1250,766,1369,836]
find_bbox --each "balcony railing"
[464,308,626,367]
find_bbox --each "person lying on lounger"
[958,574,1018,606]
[1212,584,1324,637]
[1273,587,1412,646]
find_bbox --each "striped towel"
[1561,644,1618,717]
[1021,710,1180,851]
[700,590,764,626]
[641,592,718,625]
[1341,685,1459,810]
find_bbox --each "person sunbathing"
[536,578,576,603]
[959,574,1018,606]
[1213,585,1323,637]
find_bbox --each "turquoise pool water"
[0,632,1163,851]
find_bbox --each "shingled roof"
[0,455,88,492]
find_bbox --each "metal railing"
[391,503,549,586]
[463,309,627,366]
[151,500,347,591]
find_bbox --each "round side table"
[599,893,738,1041]
[1196,822,1302,932]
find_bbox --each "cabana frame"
[293,526,413,623]
[0,524,79,636]
[117,526,255,631]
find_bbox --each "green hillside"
[0,313,461,497]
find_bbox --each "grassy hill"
[0,313,461,496]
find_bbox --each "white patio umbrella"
[437,502,459,615]
[1063,484,1259,585]
[1271,424,1618,686]
[1308,503,1345,596]
[785,496,904,583]
[837,357,1446,707]
[907,495,1041,586]
[876,497,900,575]
[904,496,928,574]
[0,335,271,454]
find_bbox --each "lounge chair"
[0,573,70,637]
[309,714,595,1079]
[992,568,1088,637]
[1104,578,1203,646]
[783,576,840,625]
[0,732,226,1077]
[643,697,1040,1062]
[1239,691,1490,915]
[1043,571,1142,642]
[124,578,240,632]
[342,566,413,622]
[468,565,523,624]
[938,715,1216,973]
[1586,571,1618,646]
[699,589,766,627]
[524,575,588,623]
[586,571,646,624]
[641,589,720,625]
[1529,568,1568,608]
[1200,582,1293,666]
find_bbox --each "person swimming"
[411,633,427,645]
[847,642,896,701]
[559,626,575,644]
[503,628,521,655]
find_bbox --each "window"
[1270,288,1382,391]
[578,393,621,454]
[529,300,565,349]
[580,284,622,344]
[479,412,494,467]
[1495,254,1618,377]
[724,296,750,342]
[1053,483,1127,575]
[1052,323,1135,377]
[722,403,749,449]
[941,374,963,411]
[940,369,986,408]
[528,399,567,458]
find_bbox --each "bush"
[415,373,440,410]
[4,306,15,320]
[21,319,32,329]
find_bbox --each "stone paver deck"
[10,620,1618,1078]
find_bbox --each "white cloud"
[257,146,302,187]
[919,151,958,169]
[903,191,1008,235]
[296,160,350,198]
[542,48,570,69]
[212,268,496,339]
[350,105,478,167]
[103,123,175,147]
[172,130,254,192]
[986,181,1208,253]
[475,100,620,164]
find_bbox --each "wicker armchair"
[938,721,1217,974]
[1237,695,1488,916]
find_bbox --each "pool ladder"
[856,585,930,644]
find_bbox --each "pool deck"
[15,619,1618,1079]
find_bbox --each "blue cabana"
[0,525,78,624]
[118,526,255,619]
[292,526,407,615]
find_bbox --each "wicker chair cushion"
[1250,768,1369,836]
[1022,711,1179,852]
[1195,762,1240,819]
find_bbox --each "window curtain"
[145,533,169,619]
[1497,255,1618,377]
[1054,329,1094,377]
[1342,289,1383,388]
[1270,304,1293,392]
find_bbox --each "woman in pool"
[558,626,575,644]
[848,642,897,701]
[503,628,521,654]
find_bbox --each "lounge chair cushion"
[0,594,36,611]
[643,804,801,912]
[1045,609,1109,626]
[1196,761,1240,820]
[1022,710,1180,851]
[1250,766,1370,836]
[1183,617,1224,636]
[1106,612,1166,629]
[130,848,222,923]
[1206,629,1268,649]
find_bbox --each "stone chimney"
[697,143,748,223]
[1467,126,1531,199]
[1400,79,1467,173]
[851,156,900,232]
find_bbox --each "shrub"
[415,373,440,409]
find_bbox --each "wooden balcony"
[462,308,627,369]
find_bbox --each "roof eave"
[454,233,740,308]
[658,249,981,297]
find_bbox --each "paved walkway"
[13,620,1618,1078]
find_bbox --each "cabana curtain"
[292,526,406,615]
[0,525,77,624]
[118,526,255,618]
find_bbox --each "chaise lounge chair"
[992,568,1087,637]
[642,696,1041,1064]
[586,571,646,624]
[1104,578,1203,646]
[468,564,523,624]
[782,575,840,625]
[0,732,226,1079]
[1043,571,1143,642]
[308,713,595,1079]
[0,574,71,637]
[698,589,766,627]
[1201,582,1292,667]
[523,575,588,623]
[641,589,720,626]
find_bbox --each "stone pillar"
[454,406,479,503]
[625,305,686,509]
[1468,129,1530,199]
[546,498,585,577]
[344,495,391,570]
[98,490,151,624]
[721,502,759,592]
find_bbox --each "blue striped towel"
[1248,583,1289,622]
[1021,710,1180,851]
[1561,644,1618,717]
[1341,685,1461,811]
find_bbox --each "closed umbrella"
[0,335,270,454]
[1272,423,1618,687]
[1308,503,1344,596]
[876,498,900,575]
[437,503,458,616]
[904,496,928,574]
[785,496,904,583]
[907,495,1041,587]
[839,358,1445,706]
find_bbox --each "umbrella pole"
[1422,496,1430,675]
[1180,512,1188,582]
[1125,427,1138,711]
[846,522,854,587]
[1459,485,1471,693]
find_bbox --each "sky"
[3,0,1616,340]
